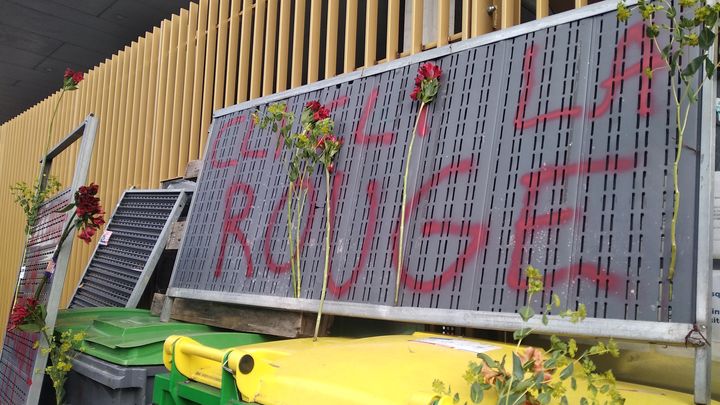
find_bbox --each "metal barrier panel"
[0,189,72,405]
[70,190,188,309]
[169,7,702,327]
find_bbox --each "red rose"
[327,163,335,173]
[305,101,321,111]
[72,71,84,84]
[64,68,74,79]
[418,62,442,80]
[410,86,420,101]
[313,106,330,121]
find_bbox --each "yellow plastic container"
[164,332,714,405]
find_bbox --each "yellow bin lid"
[166,332,709,405]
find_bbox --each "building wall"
[0,0,572,333]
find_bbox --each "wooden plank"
[200,0,219,156]
[438,0,450,46]
[250,0,267,99]
[263,0,278,95]
[178,4,199,174]
[325,0,339,78]
[183,159,203,179]
[237,0,253,102]
[276,0,291,91]
[364,0,378,66]
[343,0,357,72]
[189,0,209,162]
[168,297,333,338]
[165,220,187,250]
[168,9,189,180]
[386,0,400,61]
[225,0,241,106]
[291,0,306,87]
[307,0,321,82]
[411,0,423,54]
[151,293,165,316]
[214,0,230,110]
[143,28,161,188]
[537,0,549,19]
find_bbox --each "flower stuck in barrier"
[397,61,442,304]
[62,68,84,91]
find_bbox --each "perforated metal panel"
[70,190,188,308]
[170,10,702,325]
[0,189,72,405]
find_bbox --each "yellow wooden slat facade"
[0,0,589,335]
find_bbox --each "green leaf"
[477,353,498,369]
[519,306,535,322]
[580,398,589,405]
[542,312,549,325]
[571,377,577,390]
[560,396,569,405]
[683,55,705,79]
[512,353,524,381]
[699,26,715,50]
[537,391,551,404]
[560,362,574,380]
[17,322,43,333]
[453,393,460,404]
[469,382,484,403]
[513,327,532,341]
[706,56,716,80]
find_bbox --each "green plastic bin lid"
[56,308,269,366]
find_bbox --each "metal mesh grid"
[70,190,185,308]
[171,10,699,324]
[0,189,72,405]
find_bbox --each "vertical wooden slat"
[109,49,128,208]
[142,29,160,187]
[325,0,339,78]
[537,0,550,19]
[250,0,267,99]
[501,0,520,29]
[169,9,189,179]
[411,0,423,54]
[438,0,450,47]
[263,0,279,95]
[190,0,209,161]
[150,21,171,186]
[179,4,199,174]
[343,0,358,73]
[276,0,291,91]
[126,39,145,188]
[158,16,180,183]
[134,33,152,187]
[386,0,400,61]
[115,45,134,203]
[200,1,220,155]
[308,0,322,82]
[472,0,492,36]
[575,0,588,9]
[237,0,253,102]
[291,0,306,87]
[225,0,241,106]
[364,0,378,66]
[214,0,230,110]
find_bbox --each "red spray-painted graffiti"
[209,22,658,295]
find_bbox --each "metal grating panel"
[70,190,188,308]
[0,189,72,405]
[170,9,702,324]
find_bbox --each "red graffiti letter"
[591,22,663,118]
[210,116,244,168]
[393,158,488,293]
[215,182,255,277]
[240,115,269,159]
[327,178,381,298]
[508,156,635,290]
[515,45,583,130]
[354,86,395,145]
[262,179,318,273]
